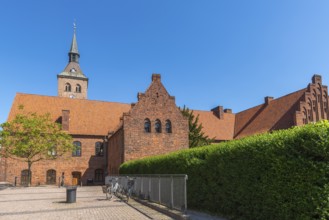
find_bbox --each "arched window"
[325,102,328,114]
[303,107,307,124]
[94,169,104,182]
[324,92,328,114]
[155,119,162,133]
[144,118,151,133]
[308,98,313,122]
[165,120,172,133]
[65,83,71,92]
[318,85,322,101]
[46,169,56,185]
[48,146,57,156]
[76,84,81,93]
[72,141,81,157]
[95,142,104,156]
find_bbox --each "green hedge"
[120,121,329,220]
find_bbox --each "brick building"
[107,74,188,174]
[0,29,188,186]
[1,29,329,186]
[196,74,328,141]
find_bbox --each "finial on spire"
[69,20,80,63]
[73,20,76,33]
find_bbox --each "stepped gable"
[8,93,131,136]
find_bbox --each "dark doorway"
[21,169,31,186]
[94,169,104,183]
[46,169,56,185]
[72,171,81,185]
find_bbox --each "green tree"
[0,111,74,186]
[181,106,213,148]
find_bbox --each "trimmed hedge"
[120,121,329,220]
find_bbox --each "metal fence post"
[170,175,174,209]
[184,175,188,213]
[149,177,151,201]
[159,176,161,204]
[141,177,143,199]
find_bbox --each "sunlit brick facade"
[1,29,328,186]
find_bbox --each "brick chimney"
[62,110,70,131]
[265,96,274,105]
[152,74,161,82]
[211,106,224,119]
[312,74,322,84]
[137,92,145,101]
[224,109,232,113]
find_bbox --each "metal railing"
[105,174,188,212]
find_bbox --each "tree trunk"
[28,160,32,187]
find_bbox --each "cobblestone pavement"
[0,186,172,220]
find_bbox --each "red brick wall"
[106,75,189,175]
[57,77,88,99]
[4,135,106,186]
[107,128,124,175]
[0,157,6,182]
[123,74,189,162]
[295,75,329,126]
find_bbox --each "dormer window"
[65,83,71,92]
[70,68,76,73]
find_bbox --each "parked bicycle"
[126,176,136,202]
[102,178,120,200]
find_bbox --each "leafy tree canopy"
[0,110,74,185]
[181,106,213,148]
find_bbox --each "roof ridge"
[236,88,307,115]
[15,93,131,105]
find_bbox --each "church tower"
[57,24,88,99]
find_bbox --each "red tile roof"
[234,89,306,139]
[8,93,131,136]
[193,110,235,141]
[7,87,307,140]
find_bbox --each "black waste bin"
[66,186,77,203]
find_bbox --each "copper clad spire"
[69,22,80,63]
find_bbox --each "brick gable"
[123,74,188,159]
[107,74,189,174]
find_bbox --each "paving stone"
[0,186,170,220]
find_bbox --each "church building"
[1,28,328,186]
[0,29,188,186]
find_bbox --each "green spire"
[69,22,80,63]
[58,22,87,79]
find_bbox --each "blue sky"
[1,1,329,123]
